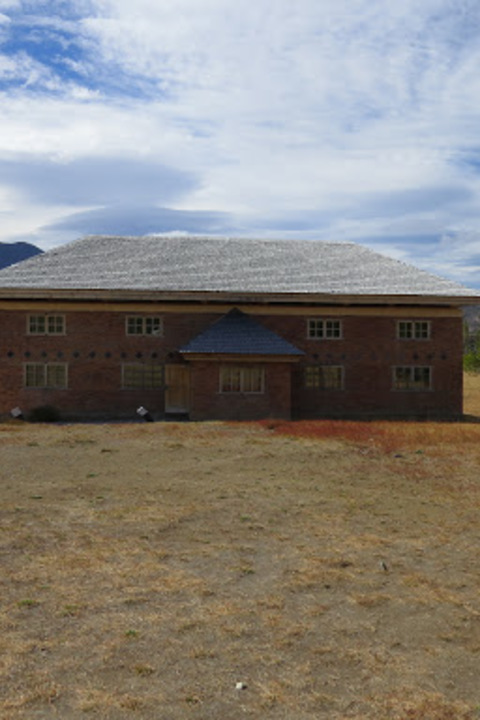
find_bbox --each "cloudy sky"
[1,0,480,288]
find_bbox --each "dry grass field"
[1,376,480,720]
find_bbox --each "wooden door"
[165,365,190,413]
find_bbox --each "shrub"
[464,351,480,373]
[28,405,61,423]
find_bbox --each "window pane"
[47,315,64,334]
[394,366,431,390]
[144,365,163,388]
[325,320,341,338]
[46,364,67,388]
[394,367,408,389]
[305,366,320,387]
[220,367,241,392]
[413,366,431,389]
[243,367,263,393]
[145,317,162,336]
[220,366,263,393]
[25,363,45,387]
[305,365,343,390]
[127,317,143,335]
[415,321,429,339]
[323,366,342,389]
[308,319,341,339]
[308,319,324,338]
[123,364,163,388]
[398,322,412,339]
[123,364,143,387]
[29,315,45,334]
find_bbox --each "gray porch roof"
[180,309,304,357]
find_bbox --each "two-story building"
[0,235,477,420]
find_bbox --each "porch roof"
[179,309,304,357]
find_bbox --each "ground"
[1,376,479,719]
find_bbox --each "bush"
[28,405,61,423]
[464,351,480,373]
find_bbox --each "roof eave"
[0,287,478,306]
[180,352,304,362]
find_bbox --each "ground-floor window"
[24,363,68,388]
[122,363,164,389]
[305,365,344,390]
[393,366,432,391]
[220,366,265,393]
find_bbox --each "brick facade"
[0,302,465,420]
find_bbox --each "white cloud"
[0,0,479,286]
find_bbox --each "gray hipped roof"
[0,235,477,299]
[180,309,304,356]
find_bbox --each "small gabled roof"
[180,309,304,357]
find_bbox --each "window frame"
[304,365,344,390]
[27,314,66,336]
[24,362,68,389]
[397,320,431,340]
[125,316,163,337]
[121,363,164,389]
[307,318,342,340]
[392,366,432,391]
[219,365,265,394]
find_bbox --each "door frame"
[165,364,191,413]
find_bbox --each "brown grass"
[1,375,479,719]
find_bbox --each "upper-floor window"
[393,366,432,391]
[122,363,164,389]
[305,365,344,390]
[397,321,430,340]
[24,362,68,388]
[28,314,65,335]
[307,318,342,340]
[219,366,265,394]
[126,316,163,336]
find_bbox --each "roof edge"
[0,288,478,305]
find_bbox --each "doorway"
[165,365,190,413]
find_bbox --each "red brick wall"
[0,305,465,420]
[189,361,292,421]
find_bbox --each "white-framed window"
[24,363,68,388]
[393,366,432,391]
[305,365,344,390]
[307,318,342,340]
[219,366,265,394]
[122,363,164,389]
[28,314,65,335]
[397,320,431,340]
[126,316,163,336]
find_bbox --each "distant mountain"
[0,242,42,270]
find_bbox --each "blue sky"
[0,0,480,288]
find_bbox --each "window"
[393,366,432,391]
[305,365,344,390]
[220,366,265,393]
[24,363,68,388]
[122,363,164,389]
[126,316,163,336]
[397,321,430,340]
[307,318,342,339]
[28,314,65,335]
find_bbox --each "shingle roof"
[0,234,476,298]
[180,309,304,356]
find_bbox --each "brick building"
[0,235,478,421]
